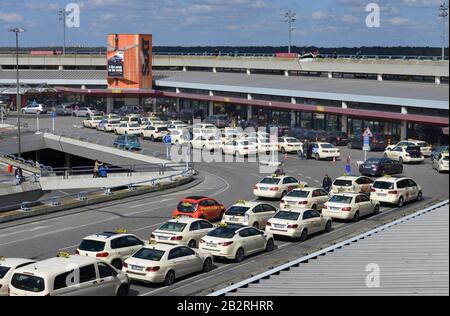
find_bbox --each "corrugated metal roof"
[227,203,449,296]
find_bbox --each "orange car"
[172,196,225,221]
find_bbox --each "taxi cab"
[0,257,36,296]
[331,175,374,195]
[83,116,105,129]
[199,223,275,262]
[266,209,332,241]
[280,187,330,211]
[432,152,449,173]
[384,145,424,164]
[123,243,213,286]
[254,176,308,199]
[9,253,130,296]
[222,200,278,229]
[150,218,215,248]
[172,196,226,222]
[76,230,146,270]
[278,137,303,154]
[323,193,380,222]
[370,176,423,207]
[386,140,432,157]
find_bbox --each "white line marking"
[133,222,165,232]
[139,286,169,296]
[129,198,174,209]
[227,259,257,272]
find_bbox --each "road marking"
[139,286,169,296]
[129,198,175,209]
[59,244,80,251]
[133,222,165,232]
[227,259,257,272]
[57,190,71,196]
[0,225,53,238]
[250,173,263,179]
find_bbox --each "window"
[262,204,277,213]
[54,271,73,290]
[199,221,214,229]
[238,229,251,238]
[168,248,183,260]
[359,195,370,202]
[312,190,322,197]
[190,221,202,231]
[111,237,128,249]
[98,262,117,278]
[397,180,406,189]
[319,190,329,196]
[247,228,262,236]
[309,211,321,218]
[179,247,196,257]
[79,265,97,284]
[303,211,312,220]
[253,205,265,213]
[407,179,418,188]
[125,236,144,247]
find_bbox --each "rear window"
[260,178,280,185]
[79,239,106,252]
[130,123,140,127]
[0,266,11,279]
[207,227,239,239]
[321,144,335,149]
[273,211,300,221]
[226,206,250,216]
[373,181,395,190]
[286,190,309,198]
[133,248,165,262]
[333,180,352,187]
[159,222,187,233]
[365,158,381,164]
[286,138,300,143]
[416,142,429,147]
[177,202,198,213]
[443,157,449,162]
[328,195,353,204]
[11,274,45,293]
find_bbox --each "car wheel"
[398,196,404,207]
[399,157,403,164]
[202,258,213,273]
[347,143,353,149]
[417,191,423,201]
[299,229,308,242]
[325,221,332,232]
[235,248,245,263]
[253,222,259,229]
[374,204,380,215]
[111,259,122,270]
[265,238,275,252]
[353,211,360,222]
[188,240,197,248]
[116,285,129,297]
[281,191,288,198]
[315,153,320,161]
[164,270,176,286]
[281,147,286,154]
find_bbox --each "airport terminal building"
[0,38,448,143]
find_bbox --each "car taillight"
[388,190,398,195]
[266,222,272,227]
[371,188,376,192]
[218,241,234,247]
[123,262,128,268]
[281,200,286,204]
[270,187,279,191]
[322,205,328,209]
[96,252,109,258]
[298,201,308,205]
[199,239,205,244]
[341,207,352,212]
[254,186,259,190]
[146,266,160,272]
[287,224,299,229]
[75,249,80,255]
[170,236,183,241]
[150,234,155,239]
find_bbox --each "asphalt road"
[0,115,448,296]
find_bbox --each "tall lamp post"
[284,10,297,54]
[439,1,449,61]
[8,28,26,159]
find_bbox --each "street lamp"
[284,10,297,54]
[439,1,449,61]
[8,28,26,159]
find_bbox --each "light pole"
[439,1,449,61]
[59,9,67,54]
[8,28,26,159]
[284,10,297,54]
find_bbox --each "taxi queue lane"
[0,116,448,296]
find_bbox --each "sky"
[0,0,448,47]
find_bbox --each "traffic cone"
[285,153,288,160]
[332,157,336,165]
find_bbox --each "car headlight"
[244,214,250,222]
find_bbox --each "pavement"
[0,115,448,296]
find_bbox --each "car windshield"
[158,222,187,233]
[273,211,301,221]
[260,178,280,185]
[373,181,395,190]
[0,266,11,279]
[177,202,198,213]
[207,227,239,239]
[239,141,250,146]
[321,144,335,149]
[286,138,300,143]
[333,180,352,187]
[226,206,250,216]
[78,239,106,252]
[11,274,45,293]
[132,248,165,262]
[328,195,353,204]
[286,190,309,198]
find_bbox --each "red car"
[172,196,225,221]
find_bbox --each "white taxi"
[222,200,278,229]
[246,137,277,154]
[331,175,374,195]
[280,187,330,211]
[311,142,340,160]
[266,209,332,241]
[76,231,146,270]
[141,125,169,142]
[123,244,213,286]
[323,193,380,222]
[115,123,142,136]
[223,139,258,157]
[169,130,191,145]
[384,145,424,164]
[370,176,423,207]
[386,140,432,157]
[199,224,275,262]
[83,116,104,129]
[254,176,307,199]
[192,135,222,152]
[278,137,303,154]
[432,153,449,173]
[150,218,215,248]
[97,118,121,132]
[0,257,36,296]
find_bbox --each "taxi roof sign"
[115,229,128,234]
[57,252,71,258]
[0,256,5,261]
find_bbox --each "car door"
[178,246,203,275]
[260,204,277,227]
[124,236,145,258]
[247,227,267,252]
[308,210,325,232]
[196,220,215,241]
[96,262,119,296]
[237,228,255,254]
[406,179,419,201]
[302,211,318,234]
[73,264,100,296]
[317,189,330,209]
[167,247,187,277]
[356,195,371,216]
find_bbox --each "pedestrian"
[15,167,24,185]
[322,174,333,193]
[303,139,310,160]
[99,164,108,178]
[93,160,100,178]
[274,163,285,177]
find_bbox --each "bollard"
[128,184,137,191]
[104,188,113,196]
[78,191,88,201]
[50,197,61,207]
[21,202,32,212]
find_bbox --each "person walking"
[99,164,108,178]
[93,160,100,178]
[322,174,333,193]
[15,167,24,185]
[303,139,310,160]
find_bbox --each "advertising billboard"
[107,51,124,78]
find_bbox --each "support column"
[291,110,296,127]
[247,106,252,120]
[212,67,217,73]
[377,74,383,82]
[435,76,441,85]
[401,121,407,140]
[246,69,251,76]
[341,115,348,133]
[328,72,333,79]
[175,98,180,112]
[106,97,113,114]
[64,153,72,169]
[209,101,214,116]
[284,70,289,77]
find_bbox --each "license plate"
[158,236,169,241]
[260,187,269,191]
[287,201,296,205]
[274,224,286,229]
[207,242,216,248]
[330,207,340,212]
[378,193,387,197]
[131,265,144,271]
